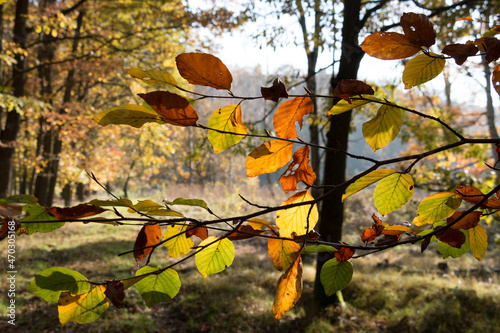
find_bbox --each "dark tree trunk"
[0,0,28,198]
[62,183,72,206]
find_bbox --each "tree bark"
[0,0,28,198]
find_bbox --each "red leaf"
[104,281,125,308]
[227,225,263,240]
[48,204,106,220]
[401,12,436,48]
[435,226,466,248]
[442,42,478,65]
[138,91,199,127]
[133,223,162,261]
[279,146,316,193]
[333,80,374,103]
[335,246,355,262]
[176,52,233,90]
[261,78,288,102]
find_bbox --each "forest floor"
[1,183,500,332]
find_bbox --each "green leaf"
[374,173,414,215]
[20,204,65,234]
[403,53,446,89]
[195,236,235,278]
[135,266,181,308]
[208,104,247,153]
[320,258,353,296]
[303,245,337,254]
[469,224,487,260]
[127,200,183,217]
[342,169,396,202]
[362,104,403,151]
[0,194,38,204]
[166,197,208,209]
[29,267,90,303]
[126,68,177,87]
[58,285,110,327]
[417,192,462,224]
[328,95,382,116]
[438,229,469,258]
[93,104,163,128]
[88,198,134,208]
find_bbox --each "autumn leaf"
[279,146,316,193]
[493,64,500,97]
[342,169,396,202]
[335,246,355,262]
[455,185,500,209]
[128,200,183,217]
[483,25,500,38]
[361,214,384,243]
[163,224,194,258]
[328,95,383,116]
[29,267,90,303]
[438,229,470,259]
[268,235,301,271]
[482,37,500,63]
[362,104,403,151]
[273,95,314,139]
[247,218,275,233]
[176,52,233,90]
[361,32,421,60]
[276,191,318,237]
[400,12,436,48]
[468,224,487,260]
[48,204,106,220]
[403,53,446,89]
[0,203,22,217]
[104,281,125,308]
[273,256,302,320]
[126,68,177,87]
[447,211,481,230]
[435,226,466,248]
[373,173,414,215]
[227,225,263,240]
[442,42,478,65]
[195,237,235,278]
[381,222,412,235]
[21,204,64,234]
[333,80,374,103]
[207,104,247,153]
[58,285,110,327]
[138,91,199,127]
[417,192,462,223]
[133,224,162,261]
[185,224,209,240]
[93,104,163,128]
[135,266,181,307]
[320,258,353,297]
[261,77,288,102]
[245,140,293,177]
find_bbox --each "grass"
[1,184,500,332]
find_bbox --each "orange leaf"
[361,32,421,60]
[176,52,233,90]
[268,235,301,271]
[447,211,481,230]
[138,91,198,127]
[435,226,466,248]
[333,80,374,103]
[185,224,208,240]
[273,256,302,320]
[1,217,21,241]
[400,12,436,48]
[133,224,162,261]
[442,42,478,65]
[48,204,106,220]
[261,78,288,102]
[104,281,125,308]
[245,140,293,177]
[279,146,316,193]
[381,223,413,235]
[493,63,500,97]
[455,185,500,209]
[335,246,355,262]
[227,225,263,240]
[361,214,384,242]
[273,95,314,139]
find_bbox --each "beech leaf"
[333,80,374,103]
[442,42,478,65]
[362,104,403,151]
[403,53,446,89]
[195,237,235,278]
[400,12,436,48]
[361,32,421,60]
[268,235,301,271]
[135,266,181,307]
[273,256,302,320]
[447,211,481,230]
[261,77,288,102]
[273,95,314,139]
[493,64,500,97]
[48,204,106,220]
[163,224,194,258]
[207,104,247,153]
[29,267,90,303]
[138,91,199,127]
[133,224,162,261]
[93,104,163,128]
[279,145,316,193]
[276,191,318,237]
[58,285,110,327]
[245,140,293,177]
[320,258,353,297]
[342,169,396,202]
[373,173,414,215]
[417,192,462,224]
[176,52,233,90]
[468,224,487,260]
[126,68,177,87]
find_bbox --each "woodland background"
[1,0,500,332]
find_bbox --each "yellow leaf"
[195,237,235,278]
[58,285,110,327]
[93,104,162,128]
[207,104,247,153]
[276,191,318,237]
[361,32,421,60]
[374,173,414,215]
[362,104,403,151]
[268,235,301,271]
[273,96,314,139]
[417,192,462,223]
[342,169,396,202]
[163,224,194,258]
[176,52,233,90]
[273,256,302,320]
[126,68,177,87]
[245,140,293,177]
[328,95,382,116]
[247,218,275,232]
[469,224,487,260]
[403,53,446,89]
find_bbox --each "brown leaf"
[227,225,263,240]
[279,146,316,193]
[442,42,479,65]
[401,12,436,48]
[273,256,302,320]
[0,204,22,217]
[447,211,481,230]
[455,185,500,209]
[333,80,374,103]
[335,246,355,262]
[483,37,500,63]
[48,204,106,220]
[382,223,413,236]
[292,229,321,242]
[435,226,466,248]
[138,91,199,127]
[273,95,314,139]
[0,217,21,241]
[361,214,384,243]
[493,64,500,97]
[176,52,233,90]
[185,224,208,240]
[133,223,162,261]
[361,32,421,60]
[375,234,400,246]
[104,281,125,308]
[421,235,432,253]
[261,78,289,102]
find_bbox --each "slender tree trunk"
[0,0,28,198]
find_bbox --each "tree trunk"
[483,57,500,169]
[312,0,364,311]
[0,0,28,198]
